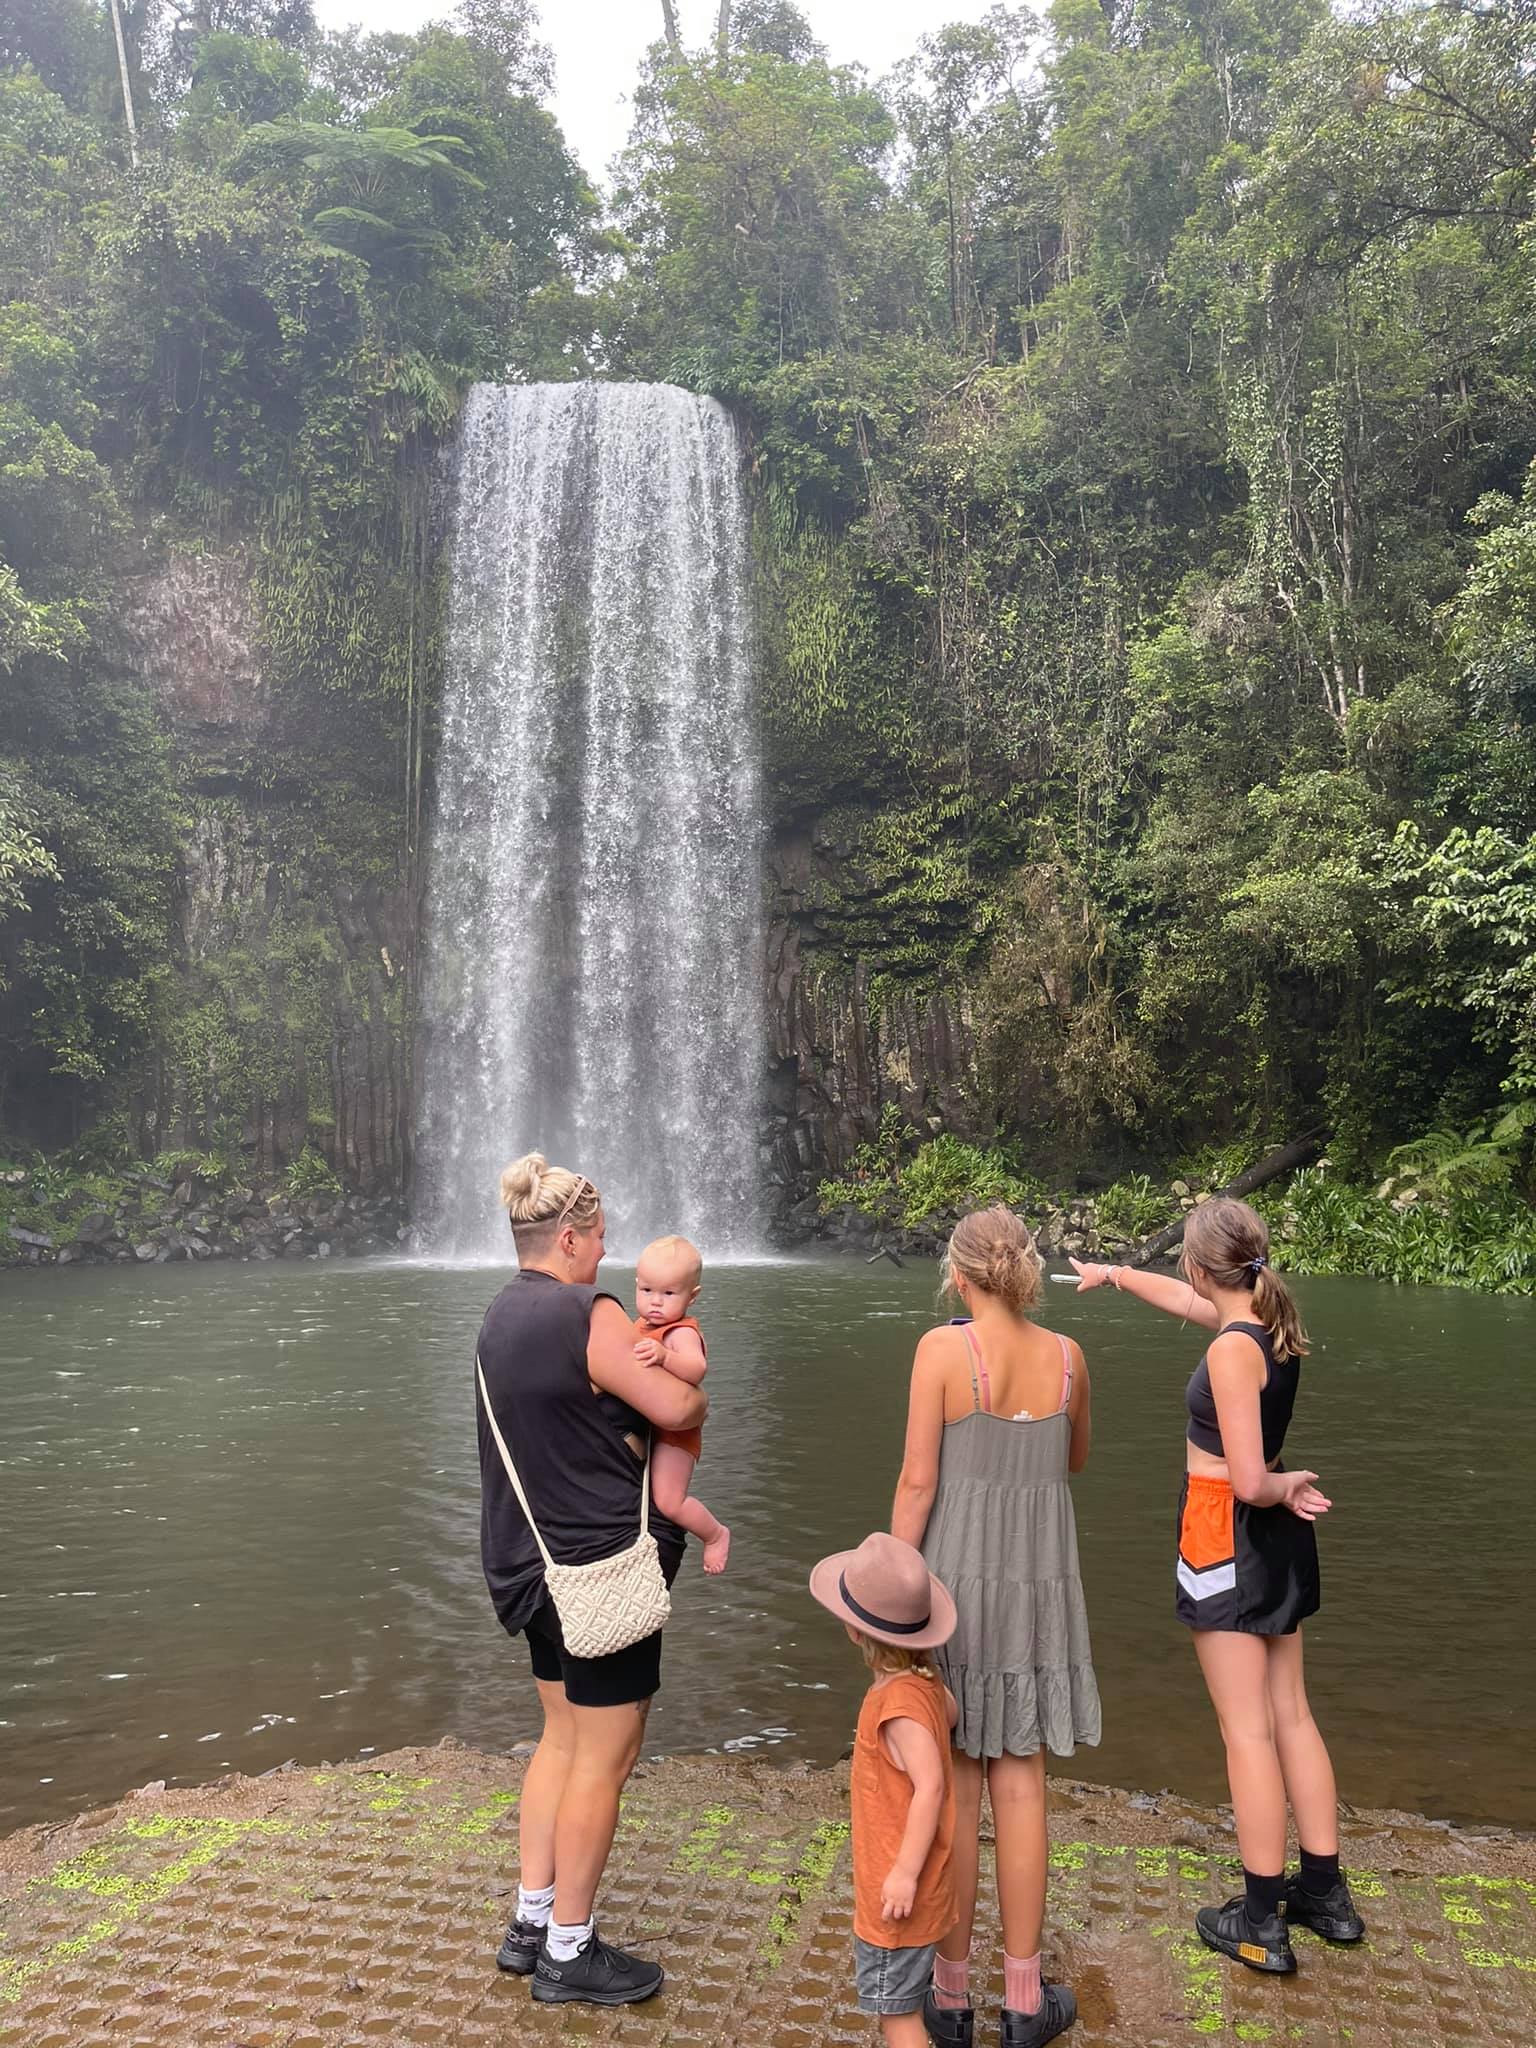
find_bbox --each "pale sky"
[311,0,999,185]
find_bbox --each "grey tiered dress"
[921,1332,1101,1760]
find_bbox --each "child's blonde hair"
[855,1631,941,1680]
[637,1233,703,1288]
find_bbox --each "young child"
[810,1532,959,2048]
[632,1235,731,1574]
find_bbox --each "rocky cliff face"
[119,547,415,1191]
[763,825,987,1217]
[117,548,982,1216]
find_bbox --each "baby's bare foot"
[702,1525,731,1575]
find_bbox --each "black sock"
[1298,1846,1341,1896]
[1243,1867,1285,1921]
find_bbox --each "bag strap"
[475,1355,651,1566]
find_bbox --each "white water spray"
[416,383,762,1259]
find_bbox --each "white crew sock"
[517,1881,555,1928]
[545,1916,594,1962]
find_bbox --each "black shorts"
[1175,1473,1320,1635]
[523,1597,665,1707]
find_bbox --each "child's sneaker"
[999,1981,1077,2046]
[922,1986,974,2048]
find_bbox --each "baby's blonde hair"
[855,1631,941,1679]
[942,1203,1042,1316]
[637,1234,703,1288]
[498,1152,602,1237]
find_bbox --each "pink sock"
[932,1952,970,2010]
[1003,1952,1042,2016]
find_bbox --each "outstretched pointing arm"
[1069,1258,1220,1331]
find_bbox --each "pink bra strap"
[1056,1333,1074,1414]
[961,1322,992,1414]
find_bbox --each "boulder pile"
[4,1172,407,1269]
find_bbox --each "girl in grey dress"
[892,1207,1098,2048]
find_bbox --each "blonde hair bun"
[500,1152,549,1218]
[942,1203,1043,1315]
[497,1153,602,1237]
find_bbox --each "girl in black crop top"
[1069,1197,1364,1979]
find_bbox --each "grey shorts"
[853,1936,936,2017]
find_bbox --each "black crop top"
[1186,1321,1300,1464]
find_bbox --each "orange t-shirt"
[634,1315,706,1462]
[850,1670,956,1948]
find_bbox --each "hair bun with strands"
[942,1203,1043,1315]
[498,1152,601,1233]
[499,1152,548,1217]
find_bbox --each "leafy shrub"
[818,1121,1044,1230]
[0,1157,128,1241]
[1261,1168,1536,1294]
[898,1136,1043,1223]
[1380,1100,1536,1202]
[1096,1172,1167,1238]
[285,1144,342,1201]
[150,1147,236,1193]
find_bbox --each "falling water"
[415,383,763,1259]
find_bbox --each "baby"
[633,1235,731,1574]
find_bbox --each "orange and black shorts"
[1175,1473,1320,1636]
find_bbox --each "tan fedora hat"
[809,1531,957,1651]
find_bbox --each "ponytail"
[1250,1261,1309,1364]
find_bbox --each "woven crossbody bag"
[476,1356,672,1658]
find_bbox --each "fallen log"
[1128,1128,1329,1268]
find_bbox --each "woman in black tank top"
[476,1153,706,2008]
[1070,1198,1364,1981]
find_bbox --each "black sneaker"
[1000,1982,1077,2047]
[1284,1874,1366,1944]
[923,1986,974,2048]
[1195,1897,1296,1974]
[532,1927,664,2006]
[496,1915,544,1975]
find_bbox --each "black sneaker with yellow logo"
[1195,1896,1297,1974]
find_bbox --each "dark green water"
[1,1256,1531,1833]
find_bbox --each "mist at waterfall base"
[416,383,763,1263]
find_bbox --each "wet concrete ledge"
[1,1745,1533,2045]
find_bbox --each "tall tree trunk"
[716,0,732,61]
[108,0,139,168]
[660,0,682,52]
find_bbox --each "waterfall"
[415,383,763,1260]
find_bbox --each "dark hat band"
[839,1570,930,1637]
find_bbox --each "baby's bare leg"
[650,1442,731,1574]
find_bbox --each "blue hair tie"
[1249,1255,1268,1274]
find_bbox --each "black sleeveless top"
[476,1269,685,1634]
[1186,1320,1300,1465]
